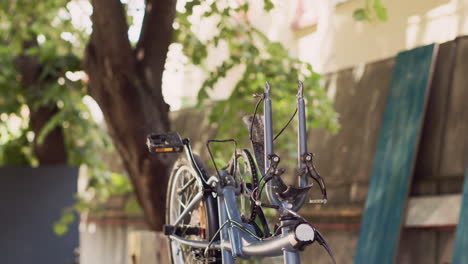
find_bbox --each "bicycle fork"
[263,81,311,264]
[216,177,312,264]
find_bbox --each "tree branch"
[136,0,177,91]
[84,0,175,231]
[88,0,134,78]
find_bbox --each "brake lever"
[303,153,328,203]
[315,229,336,264]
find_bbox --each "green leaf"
[264,0,274,12]
[124,198,142,215]
[110,173,132,194]
[37,110,65,145]
[373,0,388,21]
[61,212,75,224]
[0,134,33,166]
[53,223,68,236]
[53,210,75,236]
[197,87,209,106]
[25,47,39,56]
[185,0,201,15]
[353,8,369,21]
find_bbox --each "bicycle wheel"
[230,149,272,238]
[166,155,219,264]
[230,149,256,220]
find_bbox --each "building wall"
[253,0,468,73]
[80,222,134,264]
[163,0,468,109]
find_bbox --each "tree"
[1,0,385,231]
[84,0,340,230]
[0,0,128,232]
[83,0,176,230]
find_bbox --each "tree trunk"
[15,41,68,165]
[84,0,177,230]
[29,106,68,164]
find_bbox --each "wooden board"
[440,37,468,178]
[413,41,456,182]
[396,229,455,264]
[452,169,468,264]
[303,58,395,206]
[302,194,462,227]
[396,229,437,264]
[354,44,437,264]
[404,194,461,227]
[310,59,394,184]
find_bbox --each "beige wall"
[295,0,468,73]
[249,0,468,73]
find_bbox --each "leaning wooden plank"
[354,44,438,264]
[452,169,468,264]
[404,194,461,227]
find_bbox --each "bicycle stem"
[263,81,312,211]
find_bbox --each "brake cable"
[314,229,336,264]
[273,108,297,142]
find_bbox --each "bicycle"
[147,82,335,264]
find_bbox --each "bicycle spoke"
[177,177,196,195]
[177,197,187,209]
[187,181,199,207]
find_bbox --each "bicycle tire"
[166,154,220,264]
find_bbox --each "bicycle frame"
[169,162,311,264]
[167,82,317,264]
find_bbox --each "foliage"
[353,0,388,22]
[0,0,87,165]
[54,169,134,235]
[174,1,339,162]
[0,0,373,233]
[0,0,133,235]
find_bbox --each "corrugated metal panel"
[0,167,79,263]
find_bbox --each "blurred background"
[1,0,467,263]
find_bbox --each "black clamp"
[267,154,281,169]
[267,154,313,203]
